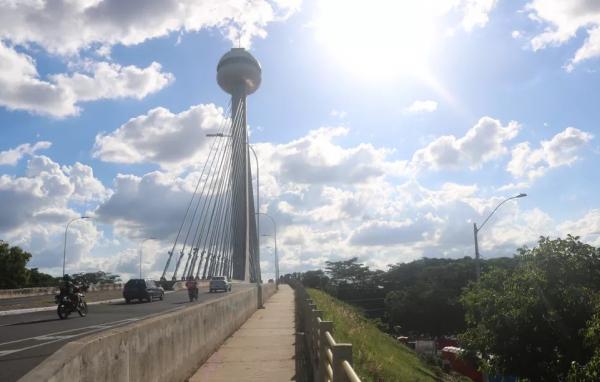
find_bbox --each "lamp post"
[257,212,278,288]
[473,193,527,280]
[63,216,91,277]
[139,238,156,279]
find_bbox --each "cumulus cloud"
[94,171,198,240]
[0,155,108,271]
[0,141,52,166]
[411,116,520,171]
[404,100,438,114]
[559,209,600,246]
[3,123,596,278]
[0,43,173,117]
[460,0,499,31]
[52,61,173,102]
[527,0,600,70]
[257,126,406,187]
[93,104,225,169]
[507,127,593,180]
[0,0,299,55]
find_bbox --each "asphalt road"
[0,284,253,382]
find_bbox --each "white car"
[209,276,231,293]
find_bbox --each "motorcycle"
[56,284,88,319]
[188,286,199,302]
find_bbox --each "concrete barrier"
[20,283,277,382]
[0,283,124,300]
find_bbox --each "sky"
[1,0,599,282]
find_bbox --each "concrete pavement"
[190,284,295,382]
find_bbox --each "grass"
[307,288,468,382]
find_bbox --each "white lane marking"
[0,290,179,316]
[0,306,186,358]
[33,335,78,341]
[0,326,127,358]
[0,317,140,347]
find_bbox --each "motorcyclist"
[185,276,198,301]
[60,274,80,307]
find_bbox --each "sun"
[313,0,440,80]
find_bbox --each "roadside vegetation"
[288,235,600,381]
[0,240,120,289]
[307,288,468,382]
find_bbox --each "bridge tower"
[217,48,261,282]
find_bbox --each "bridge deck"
[190,284,295,381]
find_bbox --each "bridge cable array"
[160,100,260,282]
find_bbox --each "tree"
[325,257,371,285]
[0,241,32,289]
[460,236,600,381]
[301,270,329,289]
[71,271,121,285]
[28,268,60,287]
[568,300,600,381]
[383,257,478,336]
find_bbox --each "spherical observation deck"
[217,48,262,96]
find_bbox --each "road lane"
[0,284,253,382]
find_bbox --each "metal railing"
[289,280,361,382]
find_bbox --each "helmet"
[63,274,72,282]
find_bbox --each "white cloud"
[527,0,600,70]
[52,61,173,102]
[404,100,438,114]
[411,116,520,171]
[460,0,499,31]
[256,126,406,187]
[0,43,173,117]
[0,0,299,55]
[559,209,600,246]
[94,171,198,240]
[507,127,593,180]
[0,141,52,166]
[2,124,597,279]
[0,155,109,271]
[93,104,225,169]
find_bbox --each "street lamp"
[257,212,278,287]
[473,193,527,280]
[139,238,156,279]
[63,216,91,277]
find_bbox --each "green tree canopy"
[460,235,600,381]
[301,269,329,289]
[0,241,32,289]
[71,271,121,285]
[325,257,371,285]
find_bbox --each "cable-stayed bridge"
[160,48,262,283]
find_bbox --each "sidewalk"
[190,284,295,382]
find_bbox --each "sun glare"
[314,0,440,80]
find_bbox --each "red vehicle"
[441,346,483,382]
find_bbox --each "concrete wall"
[20,283,277,382]
[0,283,124,300]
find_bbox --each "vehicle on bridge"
[55,277,88,319]
[123,279,164,303]
[209,276,231,293]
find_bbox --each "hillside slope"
[307,288,467,382]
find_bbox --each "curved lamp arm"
[477,193,527,232]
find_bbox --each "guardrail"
[289,280,361,382]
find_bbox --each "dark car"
[123,279,164,303]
